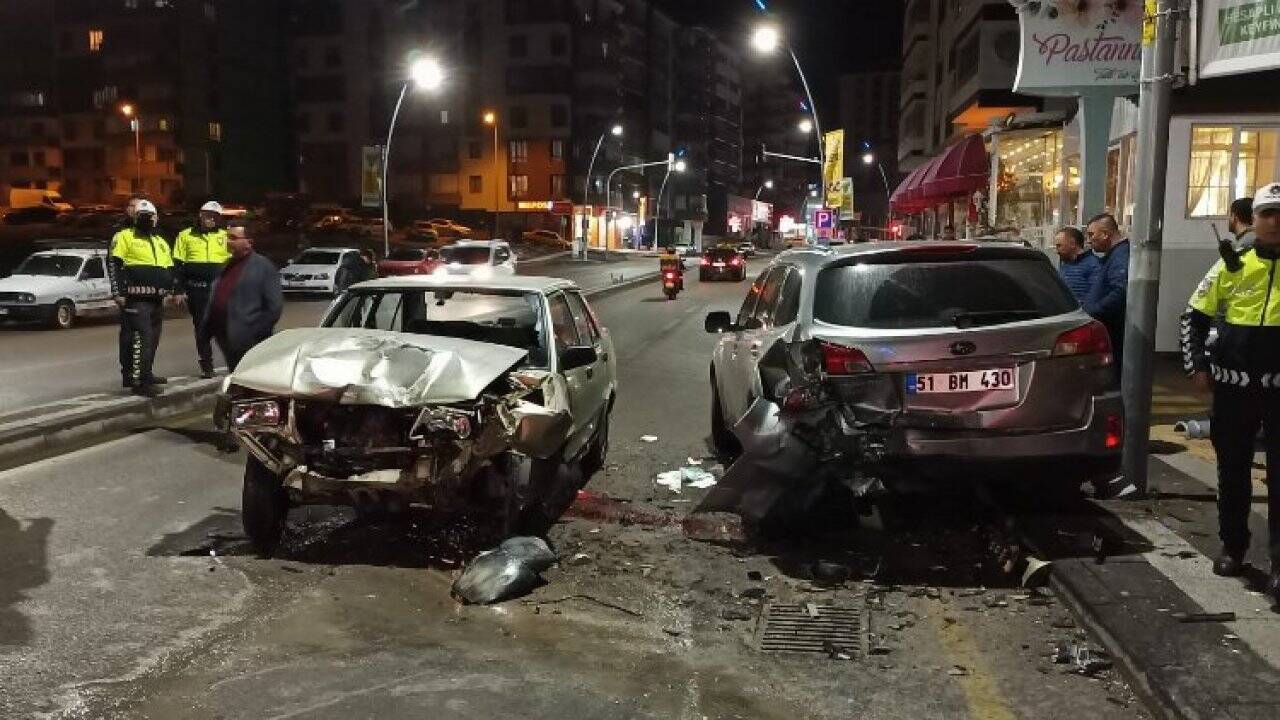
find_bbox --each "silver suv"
[704,242,1122,503]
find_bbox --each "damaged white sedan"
[223,275,616,553]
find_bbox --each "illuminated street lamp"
[755,179,774,200]
[604,153,681,251]
[381,56,445,255]
[581,123,623,258]
[750,23,823,160]
[655,156,687,248]
[119,104,142,190]
[798,119,813,134]
[862,149,892,205]
[483,111,501,235]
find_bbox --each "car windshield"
[296,250,341,265]
[387,248,430,261]
[814,257,1077,329]
[15,254,82,277]
[326,288,548,366]
[441,246,491,265]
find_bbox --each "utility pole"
[1121,0,1181,495]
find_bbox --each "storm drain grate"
[756,603,865,657]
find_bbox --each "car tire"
[516,450,584,537]
[710,373,740,460]
[49,300,75,330]
[242,456,289,556]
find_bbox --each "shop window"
[1187,125,1280,217]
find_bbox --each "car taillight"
[1053,321,1113,364]
[819,341,872,375]
[664,272,676,280]
[1104,413,1123,449]
[731,258,742,266]
[700,258,710,266]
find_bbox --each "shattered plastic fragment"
[452,536,557,605]
[640,435,659,443]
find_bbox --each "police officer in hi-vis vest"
[1182,181,1280,598]
[173,201,231,378]
[109,199,176,396]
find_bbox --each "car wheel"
[580,407,611,478]
[710,373,740,460]
[49,300,75,330]
[517,449,584,537]
[242,456,288,555]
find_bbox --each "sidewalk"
[1020,354,1280,720]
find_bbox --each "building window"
[440,110,449,125]
[1187,125,1280,217]
[208,122,222,142]
[470,175,483,193]
[204,1,216,21]
[508,140,528,163]
[92,86,118,109]
[551,139,564,159]
[550,34,567,56]
[327,113,343,132]
[468,141,482,160]
[89,29,105,52]
[509,174,529,198]
[158,117,169,131]
[157,147,177,163]
[10,151,29,167]
[551,174,565,198]
[550,104,568,127]
[510,106,528,129]
[509,34,528,58]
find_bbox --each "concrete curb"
[0,378,221,467]
[0,272,661,467]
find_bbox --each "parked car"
[424,218,472,239]
[378,246,441,276]
[673,242,696,257]
[699,247,747,282]
[4,206,60,225]
[521,229,570,249]
[0,247,115,328]
[436,240,517,277]
[279,247,366,296]
[735,242,757,258]
[223,274,617,552]
[405,223,441,245]
[703,242,1122,521]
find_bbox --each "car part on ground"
[452,535,557,604]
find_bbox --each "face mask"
[137,214,157,232]
[200,216,218,230]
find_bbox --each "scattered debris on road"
[640,435,659,443]
[452,536,557,605]
[655,464,718,493]
[1174,611,1237,623]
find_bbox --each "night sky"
[652,0,904,127]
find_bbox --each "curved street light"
[862,149,893,209]
[581,123,623,258]
[655,159,687,249]
[604,154,681,250]
[755,179,774,200]
[382,56,445,255]
[483,111,500,237]
[750,24,824,161]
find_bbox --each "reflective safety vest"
[1184,246,1280,388]
[173,227,230,264]
[109,228,174,298]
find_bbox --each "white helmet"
[200,201,224,214]
[135,199,157,216]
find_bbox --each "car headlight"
[314,273,330,281]
[231,399,284,429]
[20,293,36,303]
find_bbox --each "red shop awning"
[889,162,932,213]
[920,134,989,199]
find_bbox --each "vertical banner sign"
[837,177,855,220]
[361,146,383,209]
[1010,0,1143,94]
[1200,0,1280,77]
[823,129,845,210]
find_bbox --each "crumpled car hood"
[230,328,528,407]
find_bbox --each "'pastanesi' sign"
[1010,0,1143,95]
[1200,0,1280,77]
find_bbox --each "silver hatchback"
[704,242,1122,501]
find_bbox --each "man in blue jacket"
[1084,213,1131,369]
[1054,226,1098,303]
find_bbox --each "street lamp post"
[862,152,891,204]
[605,154,680,251]
[382,57,444,256]
[655,159,686,249]
[751,24,824,162]
[120,104,142,191]
[755,179,774,200]
[582,124,623,259]
[483,111,501,239]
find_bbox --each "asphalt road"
[0,255,655,414]
[0,264,1149,719]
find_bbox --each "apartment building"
[839,70,900,228]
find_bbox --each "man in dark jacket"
[203,226,283,371]
[173,200,231,377]
[1054,226,1099,303]
[1084,213,1131,369]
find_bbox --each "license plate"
[906,368,1017,394]
[713,262,726,267]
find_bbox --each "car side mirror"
[705,311,734,333]
[561,345,598,370]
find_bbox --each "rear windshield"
[387,248,428,261]
[704,249,737,260]
[296,250,340,265]
[814,258,1077,329]
[441,246,491,264]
